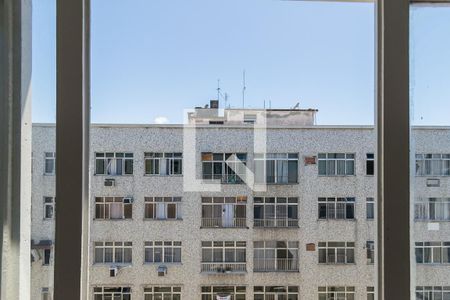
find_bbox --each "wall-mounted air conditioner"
[109,266,118,277]
[123,197,133,204]
[158,265,167,276]
[104,178,115,187]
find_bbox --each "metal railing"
[253,218,298,228]
[253,258,299,272]
[201,218,247,228]
[201,262,247,273]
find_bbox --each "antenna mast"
[217,79,221,104]
[242,70,246,108]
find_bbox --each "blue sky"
[32,1,450,125]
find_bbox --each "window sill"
[143,174,183,177]
[254,182,299,185]
[318,263,356,266]
[93,218,134,221]
[143,262,183,266]
[317,219,356,222]
[414,219,450,223]
[42,218,54,221]
[93,174,134,177]
[253,225,300,229]
[92,263,133,267]
[200,226,249,229]
[43,173,55,176]
[317,175,356,177]
[253,270,299,273]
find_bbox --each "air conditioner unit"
[109,266,118,277]
[104,178,115,187]
[123,197,133,204]
[157,265,167,276]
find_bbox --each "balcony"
[201,262,247,274]
[203,174,245,184]
[253,258,299,272]
[254,218,298,228]
[201,218,247,228]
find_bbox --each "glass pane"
[410,5,450,298]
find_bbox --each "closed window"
[318,197,355,220]
[95,152,133,175]
[43,248,51,266]
[254,197,298,227]
[366,197,375,220]
[366,241,375,264]
[202,152,247,183]
[254,286,299,300]
[144,287,181,300]
[318,287,355,300]
[367,287,375,300]
[318,242,355,264]
[94,242,132,264]
[144,241,181,263]
[254,153,298,184]
[416,154,450,176]
[415,242,450,264]
[43,197,55,219]
[95,197,132,220]
[44,152,55,175]
[416,286,450,300]
[318,153,355,176]
[366,153,374,175]
[415,198,450,221]
[144,152,182,175]
[253,241,299,272]
[93,287,131,300]
[144,197,181,220]
[41,288,51,300]
[201,286,246,300]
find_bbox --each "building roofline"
[31,123,450,130]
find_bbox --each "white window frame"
[144,286,181,300]
[253,241,299,272]
[253,197,299,228]
[93,287,131,300]
[201,196,247,228]
[366,153,375,175]
[414,197,450,221]
[201,241,247,273]
[144,197,181,220]
[415,153,450,176]
[366,197,375,220]
[318,153,355,176]
[318,286,355,300]
[415,241,450,264]
[415,286,450,299]
[253,286,299,299]
[201,152,247,183]
[144,152,183,175]
[93,241,133,264]
[42,287,52,300]
[318,241,355,264]
[43,196,55,220]
[318,197,355,220]
[367,287,375,300]
[200,286,246,299]
[367,241,375,264]
[144,241,182,264]
[44,152,56,175]
[94,196,132,220]
[254,153,299,184]
[94,152,134,175]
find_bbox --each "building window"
[318,197,355,220]
[366,197,375,220]
[201,196,246,228]
[95,197,132,220]
[318,242,355,264]
[254,153,298,184]
[144,197,181,220]
[253,241,299,272]
[201,152,247,184]
[43,197,55,219]
[254,197,298,227]
[144,287,181,300]
[318,153,355,176]
[416,154,450,176]
[201,286,246,300]
[318,287,355,300]
[366,153,374,175]
[254,286,299,300]
[366,241,375,264]
[416,286,450,299]
[144,241,181,263]
[415,198,450,221]
[144,152,182,175]
[94,242,132,264]
[44,152,55,175]
[415,242,450,264]
[43,248,51,266]
[367,287,375,300]
[95,152,133,175]
[201,241,246,273]
[93,287,131,300]
[42,288,51,300]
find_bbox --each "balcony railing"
[203,174,245,184]
[201,262,247,273]
[201,218,247,228]
[253,258,299,272]
[254,218,298,228]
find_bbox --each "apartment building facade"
[30,107,450,300]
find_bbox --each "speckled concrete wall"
[30,124,450,299]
